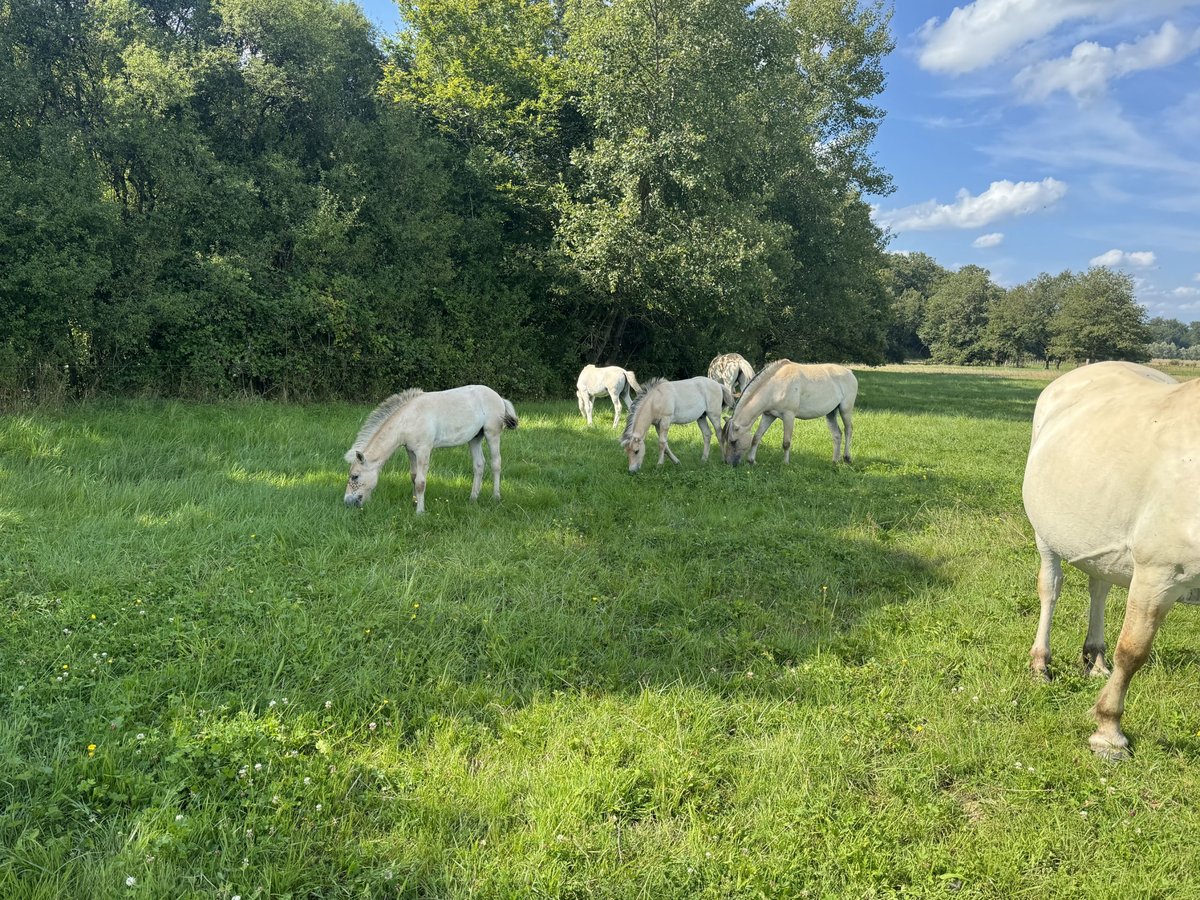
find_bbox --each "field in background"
[3,369,1200,898]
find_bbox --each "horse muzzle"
[344,493,364,508]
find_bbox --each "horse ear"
[344,449,365,464]
[355,450,365,464]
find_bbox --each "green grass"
[3,368,1200,898]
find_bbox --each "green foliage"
[920,265,1002,365]
[881,251,948,362]
[1047,268,1150,364]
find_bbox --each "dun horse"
[1024,361,1200,758]
[708,353,756,397]
[576,364,642,428]
[721,360,857,466]
[344,385,518,514]
[620,377,732,472]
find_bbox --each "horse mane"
[733,359,791,413]
[345,388,424,460]
[621,377,665,444]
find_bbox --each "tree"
[881,251,947,361]
[982,271,1070,366]
[1047,268,1150,364]
[919,265,1001,364]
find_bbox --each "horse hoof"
[1089,732,1130,761]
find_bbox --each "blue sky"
[355,0,1200,320]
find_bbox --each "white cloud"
[917,0,1200,74]
[1015,22,1200,101]
[1089,248,1158,266]
[1172,286,1200,295]
[972,232,1005,247]
[873,178,1067,232]
[1195,272,1200,281]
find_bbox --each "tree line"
[881,253,1153,367]
[0,0,1163,403]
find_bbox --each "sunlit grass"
[3,371,1200,897]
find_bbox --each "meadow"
[3,368,1200,898]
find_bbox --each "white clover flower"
[369,722,377,731]
[125,875,136,887]
[254,763,262,771]
[175,814,184,823]
[303,777,311,785]
[324,701,332,709]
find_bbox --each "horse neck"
[734,378,771,425]
[629,389,663,437]
[362,412,412,464]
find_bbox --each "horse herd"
[344,357,1200,761]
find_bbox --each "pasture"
[3,368,1200,898]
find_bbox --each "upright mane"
[345,388,424,460]
[621,377,666,443]
[732,358,791,416]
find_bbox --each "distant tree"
[919,265,1002,364]
[1047,268,1150,364]
[1146,316,1190,348]
[881,251,947,361]
[982,271,1071,366]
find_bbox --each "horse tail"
[624,370,642,394]
[502,398,519,430]
[721,385,735,410]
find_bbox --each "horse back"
[1024,362,1200,578]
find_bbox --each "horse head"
[722,416,751,465]
[343,449,381,507]
[620,432,647,473]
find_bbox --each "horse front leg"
[576,390,587,421]
[747,414,776,464]
[1029,533,1062,678]
[824,411,843,464]
[780,413,796,464]
[1084,576,1113,677]
[608,389,621,429]
[1090,566,1178,759]
[657,421,680,465]
[468,435,485,502]
[407,447,431,514]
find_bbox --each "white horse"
[344,385,518,514]
[708,353,756,397]
[619,376,732,472]
[576,364,642,428]
[721,360,857,466]
[1024,361,1200,759]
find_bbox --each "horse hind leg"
[839,404,853,463]
[697,415,713,462]
[1090,566,1179,759]
[1084,576,1112,677]
[824,411,843,464]
[608,388,622,429]
[486,429,503,500]
[1029,533,1062,678]
[468,434,485,502]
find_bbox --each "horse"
[343,385,518,514]
[721,360,857,466]
[619,376,732,472]
[576,364,643,428]
[708,353,756,397]
[1023,361,1200,759]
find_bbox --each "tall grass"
[2,370,1199,898]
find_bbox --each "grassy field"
[3,368,1200,898]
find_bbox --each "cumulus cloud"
[1015,22,1200,101]
[1089,249,1158,267]
[972,232,1005,247]
[873,179,1067,232]
[1172,286,1200,295]
[917,0,1199,74]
